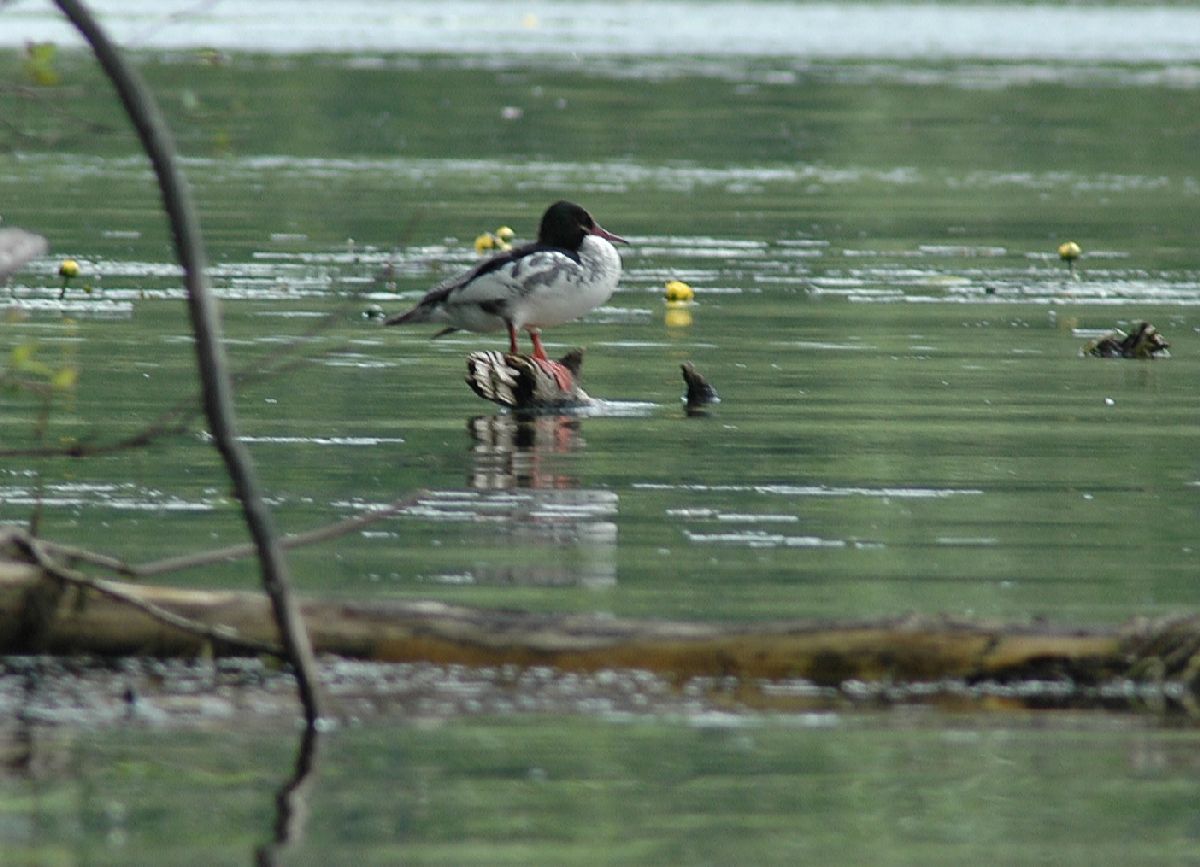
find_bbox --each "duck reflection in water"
[468,413,583,490]
[458,413,616,588]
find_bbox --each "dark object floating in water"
[1082,321,1169,359]
[465,348,590,409]
[0,228,48,281]
[681,362,719,414]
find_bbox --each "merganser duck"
[385,201,626,390]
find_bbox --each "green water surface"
[3,39,1200,864]
[6,717,1200,866]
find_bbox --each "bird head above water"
[538,200,628,250]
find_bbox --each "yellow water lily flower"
[664,279,694,303]
[58,258,80,279]
[1057,241,1082,279]
[474,231,512,255]
[1057,241,1081,262]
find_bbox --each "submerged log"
[1082,321,1170,358]
[681,362,719,414]
[2,567,1197,690]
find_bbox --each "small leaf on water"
[10,343,36,369]
[10,343,57,379]
[51,366,79,391]
[27,42,57,65]
[23,42,61,87]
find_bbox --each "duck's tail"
[465,350,522,407]
[383,303,458,339]
[383,305,427,326]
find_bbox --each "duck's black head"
[537,200,627,250]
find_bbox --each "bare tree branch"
[28,537,131,575]
[133,491,426,579]
[6,529,280,655]
[30,493,425,582]
[0,304,360,460]
[53,0,322,725]
[0,404,194,459]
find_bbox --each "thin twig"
[0,303,364,460]
[32,490,427,581]
[134,491,427,578]
[32,537,132,575]
[0,407,194,459]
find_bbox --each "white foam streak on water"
[0,295,134,318]
[0,482,215,511]
[6,2,1200,62]
[758,484,985,499]
[11,152,1200,309]
[683,530,847,548]
[16,153,1194,201]
[636,482,985,499]
[771,340,873,351]
[238,435,406,446]
[342,489,619,514]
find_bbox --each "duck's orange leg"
[529,329,551,361]
[528,329,574,391]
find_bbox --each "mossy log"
[1082,321,1170,358]
[681,362,720,415]
[2,565,1197,688]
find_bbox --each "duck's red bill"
[591,224,629,245]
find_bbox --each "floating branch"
[1082,321,1170,359]
[4,562,1200,697]
[681,362,719,414]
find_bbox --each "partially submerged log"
[681,362,719,414]
[1082,321,1170,358]
[465,348,591,409]
[2,566,1198,691]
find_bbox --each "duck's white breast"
[513,236,622,329]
